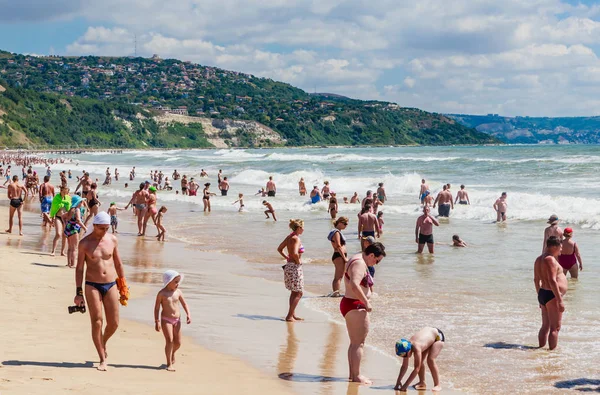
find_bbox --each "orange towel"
[116,277,130,306]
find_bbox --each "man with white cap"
[74,212,128,371]
[543,214,563,253]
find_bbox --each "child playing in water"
[452,234,467,247]
[255,187,267,197]
[154,270,191,371]
[232,193,245,212]
[394,327,445,392]
[377,211,384,234]
[156,206,168,241]
[263,200,277,221]
[108,202,124,234]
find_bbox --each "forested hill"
[0,50,497,147]
[448,113,600,144]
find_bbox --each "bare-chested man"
[350,192,360,204]
[415,206,439,253]
[419,179,429,204]
[39,175,55,227]
[534,236,567,350]
[433,185,453,218]
[543,214,562,253]
[266,176,276,197]
[181,175,188,195]
[493,192,508,222]
[455,184,470,205]
[321,181,331,200]
[74,212,127,371]
[76,172,92,196]
[6,175,28,235]
[358,204,380,248]
[219,176,230,196]
[124,183,149,235]
[377,182,387,204]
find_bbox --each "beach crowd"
[1,151,584,391]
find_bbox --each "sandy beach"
[0,194,454,395]
[0,205,294,395]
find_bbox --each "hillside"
[448,114,600,144]
[0,50,497,147]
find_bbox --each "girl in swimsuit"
[329,217,349,296]
[340,242,386,385]
[202,183,216,212]
[64,195,87,268]
[277,219,305,322]
[50,186,70,257]
[155,206,168,241]
[558,228,583,278]
[142,187,158,236]
[84,183,101,226]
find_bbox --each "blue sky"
[2,0,600,116]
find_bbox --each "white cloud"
[41,0,600,115]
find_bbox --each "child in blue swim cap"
[394,327,445,392]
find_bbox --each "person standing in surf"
[543,214,562,253]
[415,206,439,253]
[534,236,567,350]
[419,179,429,204]
[455,184,470,205]
[493,192,508,222]
[266,176,277,197]
[558,228,583,279]
[278,219,305,322]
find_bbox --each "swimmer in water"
[232,193,245,212]
[452,234,467,247]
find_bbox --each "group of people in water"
[1,154,587,389]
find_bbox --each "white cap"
[82,212,111,240]
[163,270,183,288]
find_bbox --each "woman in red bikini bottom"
[558,228,583,279]
[340,242,386,385]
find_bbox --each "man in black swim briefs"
[534,236,568,350]
[6,175,27,235]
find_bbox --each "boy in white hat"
[154,270,192,371]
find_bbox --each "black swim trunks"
[362,231,375,238]
[418,233,434,244]
[538,288,555,306]
[438,203,451,217]
[221,189,228,196]
[267,190,276,197]
[10,198,23,208]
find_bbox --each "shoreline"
[0,199,461,394]
[0,204,294,395]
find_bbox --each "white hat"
[82,212,111,240]
[163,270,183,288]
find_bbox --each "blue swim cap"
[395,339,412,356]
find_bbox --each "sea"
[41,145,600,393]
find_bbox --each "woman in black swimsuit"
[329,217,349,297]
[84,183,101,225]
[202,183,216,212]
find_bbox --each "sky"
[2,0,600,116]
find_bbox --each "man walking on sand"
[39,175,55,227]
[74,212,128,371]
[266,176,276,197]
[6,175,28,235]
[534,236,567,350]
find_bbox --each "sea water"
[47,145,600,393]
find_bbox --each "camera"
[68,305,86,314]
